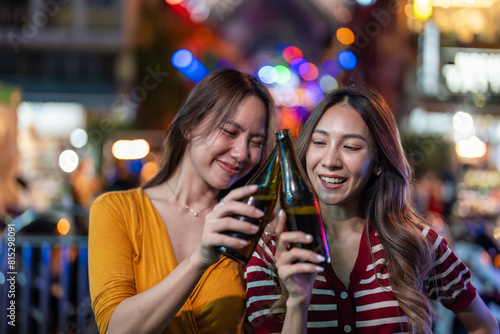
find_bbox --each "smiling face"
[187,95,268,190]
[306,103,378,213]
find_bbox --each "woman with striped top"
[244,87,498,333]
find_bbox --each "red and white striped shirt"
[244,225,476,333]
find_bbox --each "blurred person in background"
[69,155,103,234]
[88,69,277,333]
[245,87,498,334]
[0,86,29,231]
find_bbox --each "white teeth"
[320,176,346,184]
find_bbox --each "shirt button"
[344,325,352,332]
[340,291,348,299]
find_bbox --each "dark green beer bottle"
[216,144,281,264]
[276,129,331,264]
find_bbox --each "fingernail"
[305,234,313,241]
[249,184,258,190]
[251,224,259,232]
[256,209,265,217]
[316,266,325,272]
[278,209,284,217]
[316,254,326,262]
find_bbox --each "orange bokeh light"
[57,218,71,235]
[165,0,184,5]
[336,27,355,45]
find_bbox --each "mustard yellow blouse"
[88,188,246,333]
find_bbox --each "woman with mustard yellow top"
[88,69,277,333]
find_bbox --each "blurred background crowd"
[1,0,500,333]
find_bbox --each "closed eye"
[221,128,236,137]
[312,140,327,146]
[250,139,264,148]
[344,145,361,151]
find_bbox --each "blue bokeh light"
[171,49,209,82]
[172,49,193,68]
[338,50,357,70]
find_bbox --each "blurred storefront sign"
[441,47,500,95]
[418,23,500,100]
[18,102,86,137]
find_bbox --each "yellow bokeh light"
[336,27,355,45]
[413,0,433,21]
[57,218,71,235]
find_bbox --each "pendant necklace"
[166,182,209,217]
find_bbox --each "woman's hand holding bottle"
[274,210,325,306]
[195,184,265,267]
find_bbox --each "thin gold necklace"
[165,181,208,217]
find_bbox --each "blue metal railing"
[0,235,98,334]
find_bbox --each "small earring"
[375,168,382,176]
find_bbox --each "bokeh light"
[258,65,279,84]
[338,50,357,70]
[172,49,193,68]
[319,74,338,92]
[274,65,291,84]
[453,111,474,133]
[413,0,433,21]
[188,1,210,23]
[69,128,88,148]
[300,62,319,81]
[323,59,342,77]
[357,0,377,5]
[171,49,209,82]
[455,136,487,159]
[336,27,355,45]
[282,46,303,63]
[59,150,79,173]
[165,0,184,5]
[112,139,150,160]
[290,58,309,75]
[57,218,71,235]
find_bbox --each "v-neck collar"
[324,222,370,292]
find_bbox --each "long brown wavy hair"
[268,86,435,333]
[143,68,277,192]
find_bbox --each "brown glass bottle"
[215,144,281,264]
[276,129,331,264]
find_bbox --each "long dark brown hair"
[143,69,277,191]
[272,87,435,333]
